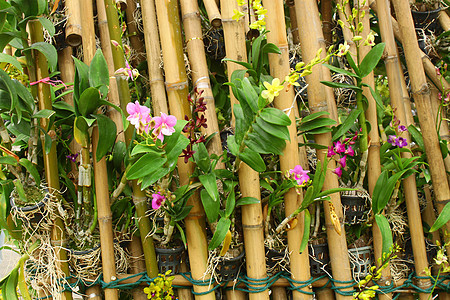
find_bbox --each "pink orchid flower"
[127,101,152,134]
[289,165,310,186]
[153,112,177,142]
[339,155,347,168]
[345,145,355,156]
[334,141,346,154]
[332,166,343,177]
[151,192,166,210]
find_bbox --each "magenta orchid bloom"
[153,112,177,142]
[334,141,346,154]
[399,125,407,132]
[127,101,152,134]
[338,155,347,168]
[345,146,355,156]
[289,165,310,186]
[395,137,408,148]
[151,192,166,210]
[332,166,343,177]
[327,147,336,158]
[115,60,139,81]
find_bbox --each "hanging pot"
[216,250,245,282]
[348,246,373,281]
[265,246,287,274]
[308,242,331,276]
[411,8,441,31]
[155,242,186,275]
[10,189,50,225]
[341,190,370,225]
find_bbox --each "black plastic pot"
[348,246,373,281]
[204,29,226,61]
[411,8,441,31]
[265,247,286,274]
[10,191,50,224]
[216,250,245,282]
[155,243,186,275]
[341,191,369,225]
[309,243,331,276]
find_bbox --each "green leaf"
[246,126,286,155]
[78,87,101,117]
[299,117,337,133]
[299,210,311,254]
[89,49,109,97]
[251,35,264,71]
[94,114,117,162]
[346,52,360,76]
[193,142,210,173]
[0,156,18,166]
[255,116,290,141]
[38,17,55,36]
[430,202,450,232]
[225,189,235,218]
[199,173,219,202]
[4,267,19,300]
[0,53,23,73]
[359,43,385,78]
[331,108,362,141]
[259,107,291,126]
[301,111,330,123]
[320,80,362,91]
[239,147,266,172]
[19,158,40,186]
[73,57,89,112]
[0,69,18,117]
[236,196,260,206]
[53,101,75,113]
[173,206,193,222]
[130,144,161,156]
[408,125,424,151]
[200,189,220,224]
[262,43,281,55]
[234,103,251,144]
[32,109,55,119]
[28,42,57,72]
[74,116,89,147]
[374,214,393,255]
[208,218,231,250]
[139,167,170,190]
[222,58,252,70]
[323,63,358,78]
[18,260,31,300]
[126,152,167,180]
[239,77,259,113]
[226,135,239,157]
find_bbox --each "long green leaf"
[323,63,358,78]
[94,114,116,162]
[28,42,57,72]
[78,87,100,117]
[199,173,219,202]
[89,49,109,97]
[208,218,231,250]
[359,43,385,78]
[299,117,336,133]
[299,210,311,254]
[259,107,291,126]
[320,80,362,91]
[430,202,450,232]
[18,158,40,186]
[4,267,19,300]
[255,116,290,141]
[18,260,31,300]
[374,214,393,255]
[0,53,22,73]
[236,196,260,206]
[408,125,425,151]
[332,108,362,141]
[200,189,220,224]
[126,152,167,180]
[301,111,330,123]
[239,147,266,172]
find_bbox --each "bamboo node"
[132,196,147,205]
[194,76,210,89]
[50,239,68,247]
[98,216,113,221]
[412,84,431,96]
[242,223,263,229]
[384,55,399,62]
[165,80,188,91]
[181,11,200,21]
[185,37,203,46]
[89,293,101,298]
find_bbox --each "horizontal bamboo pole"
[203,0,222,27]
[65,0,82,46]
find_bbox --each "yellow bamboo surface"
[125,0,146,65]
[154,1,214,299]
[65,0,82,46]
[264,0,313,299]
[440,10,450,30]
[81,0,96,63]
[294,0,353,298]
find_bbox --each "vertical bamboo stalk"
[391,0,450,236]
[358,2,392,299]
[28,19,73,300]
[65,0,82,47]
[422,185,441,245]
[96,0,124,141]
[264,0,313,299]
[139,0,168,115]
[320,0,333,45]
[376,1,432,297]
[180,0,224,164]
[294,0,353,298]
[202,0,222,27]
[129,234,148,299]
[125,0,146,65]
[287,1,300,45]
[221,0,248,108]
[221,0,269,299]
[154,1,215,299]
[92,126,119,299]
[81,0,96,63]
[103,0,159,278]
[440,10,450,30]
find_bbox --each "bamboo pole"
[81,0,96,63]
[154,1,215,299]
[85,286,102,300]
[29,19,73,300]
[65,0,82,47]
[125,0,146,65]
[203,0,222,27]
[180,0,224,164]
[96,0,125,142]
[422,185,441,245]
[320,0,333,46]
[357,2,393,299]
[92,126,119,299]
[129,235,148,299]
[103,0,159,278]
[440,10,450,30]
[221,0,269,299]
[369,0,450,93]
[221,0,248,107]
[264,0,313,299]
[294,0,353,299]
[287,1,300,45]
[139,0,168,115]
[391,0,450,238]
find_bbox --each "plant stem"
[355,86,369,189]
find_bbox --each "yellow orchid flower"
[232,9,245,21]
[261,78,284,102]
